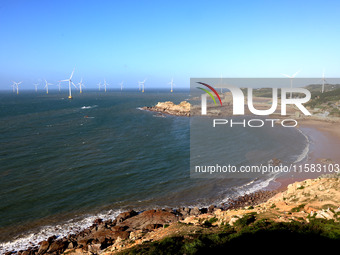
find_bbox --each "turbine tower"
[60,68,76,99]
[44,80,53,94]
[168,78,174,92]
[281,70,300,98]
[119,81,124,91]
[33,83,39,92]
[56,82,62,92]
[12,81,22,94]
[97,82,101,91]
[138,79,146,93]
[321,70,327,93]
[103,79,109,92]
[77,78,85,93]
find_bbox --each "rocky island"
[141,101,191,116]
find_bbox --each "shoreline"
[273,116,340,190]
[3,116,340,254]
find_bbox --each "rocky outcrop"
[13,177,340,255]
[142,101,190,116]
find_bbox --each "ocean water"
[0,90,308,252]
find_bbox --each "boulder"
[37,240,50,254]
[119,209,178,230]
[46,240,68,253]
[116,210,138,223]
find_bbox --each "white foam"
[220,175,277,205]
[0,209,122,254]
[293,128,310,163]
[81,105,98,109]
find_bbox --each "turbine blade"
[292,70,300,78]
[281,73,291,78]
[70,68,75,79]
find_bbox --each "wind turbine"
[320,69,327,93]
[33,82,39,92]
[44,80,53,94]
[103,79,109,92]
[77,78,85,93]
[119,81,124,91]
[168,78,175,92]
[138,79,146,93]
[12,81,22,94]
[11,83,15,93]
[60,68,76,99]
[216,74,223,93]
[281,70,300,98]
[56,82,62,92]
[97,82,101,91]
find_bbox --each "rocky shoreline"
[7,175,340,254]
[5,189,278,255]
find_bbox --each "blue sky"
[0,0,340,90]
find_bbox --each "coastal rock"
[116,210,138,223]
[142,224,163,231]
[190,207,200,216]
[46,240,68,253]
[142,101,190,116]
[208,205,216,213]
[119,209,178,230]
[37,240,50,254]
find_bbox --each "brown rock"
[120,209,178,230]
[93,218,103,225]
[37,240,50,254]
[47,240,68,253]
[116,210,138,223]
[142,224,163,231]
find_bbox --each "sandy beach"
[274,116,340,189]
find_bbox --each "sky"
[0,0,340,90]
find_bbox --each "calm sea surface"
[0,90,307,252]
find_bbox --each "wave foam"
[81,105,98,109]
[0,209,122,254]
[293,128,310,163]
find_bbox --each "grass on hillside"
[117,213,340,254]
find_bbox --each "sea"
[0,89,309,253]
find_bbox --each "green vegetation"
[203,217,218,227]
[291,204,306,212]
[117,217,340,254]
[305,86,340,116]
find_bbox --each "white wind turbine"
[11,83,15,93]
[97,82,101,91]
[60,69,77,99]
[103,79,109,92]
[215,74,223,93]
[320,69,327,93]
[12,81,22,94]
[168,78,175,92]
[77,78,85,93]
[119,81,124,91]
[56,82,62,92]
[44,80,53,94]
[138,79,146,93]
[281,70,300,98]
[33,82,39,92]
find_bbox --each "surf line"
[212,118,298,128]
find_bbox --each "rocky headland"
[9,175,340,254]
[141,101,190,116]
